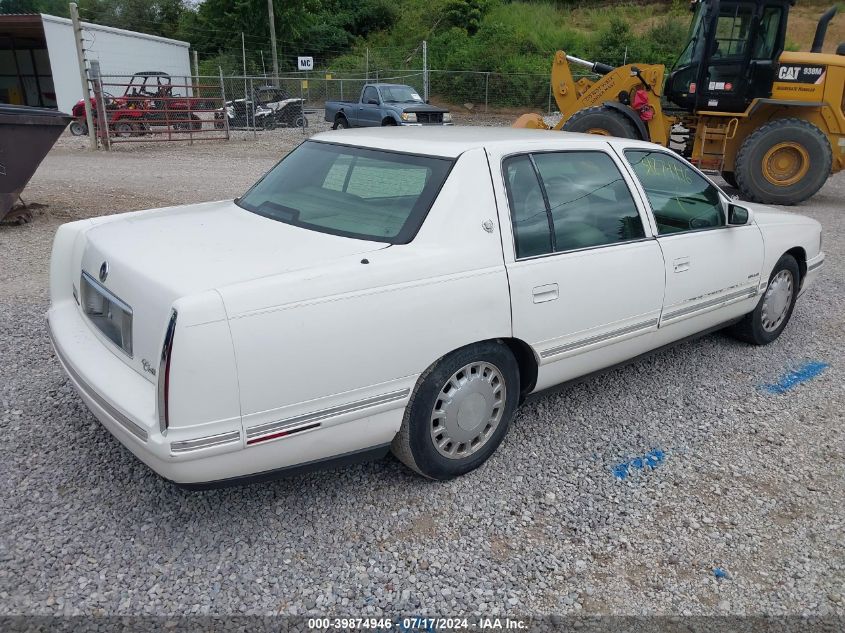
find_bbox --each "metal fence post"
[547,82,552,114]
[220,67,230,140]
[485,72,489,112]
[251,76,256,139]
[300,78,305,137]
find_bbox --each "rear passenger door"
[492,146,666,392]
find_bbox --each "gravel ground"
[0,119,843,618]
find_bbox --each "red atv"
[70,71,202,137]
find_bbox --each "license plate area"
[80,271,133,357]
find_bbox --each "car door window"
[362,87,379,104]
[504,151,646,259]
[625,149,725,234]
[503,155,553,258]
[532,152,645,251]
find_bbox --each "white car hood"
[750,204,819,227]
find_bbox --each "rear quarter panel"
[219,148,512,436]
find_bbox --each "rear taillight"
[157,309,178,434]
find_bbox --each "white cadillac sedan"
[48,128,825,488]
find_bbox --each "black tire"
[562,105,640,139]
[333,115,349,130]
[190,114,202,131]
[721,171,738,188]
[69,120,87,136]
[295,114,308,128]
[392,341,520,480]
[728,254,800,345]
[382,118,398,126]
[734,118,832,205]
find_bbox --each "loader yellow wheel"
[735,118,832,206]
[562,105,639,139]
[761,142,810,187]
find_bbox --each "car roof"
[311,126,658,158]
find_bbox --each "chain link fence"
[79,66,598,145]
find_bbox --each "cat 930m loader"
[514,1,845,205]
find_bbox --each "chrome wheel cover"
[761,269,794,332]
[430,361,506,460]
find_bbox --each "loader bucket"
[0,105,72,222]
[512,113,550,129]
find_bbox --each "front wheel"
[562,105,640,139]
[728,254,800,345]
[69,120,88,136]
[392,342,519,479]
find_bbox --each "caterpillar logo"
[777,64,826,83]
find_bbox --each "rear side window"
[238,141,453,243]
[625,149,724,234]
[503,151,645,259]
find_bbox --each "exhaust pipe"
[811,6,838,53]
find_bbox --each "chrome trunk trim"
[170,430,241,454]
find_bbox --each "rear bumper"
[47,300,402,487]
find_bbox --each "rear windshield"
[237,141,454,244]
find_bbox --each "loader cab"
[665,0,791,112]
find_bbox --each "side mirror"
[728,203,752,225]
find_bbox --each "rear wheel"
[392,342,519,480]
[728,254,800,345]
[562,105,640,139]
[113,121,134,138]
[735,118,831,205]
[333,115,349,130]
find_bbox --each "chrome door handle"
[533,283,559,303]
[673,257,690,273]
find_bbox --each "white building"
[0,13,191,112]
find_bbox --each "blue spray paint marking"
[763,361,829,394]
[713,567,730,580]
[613,449,666,480]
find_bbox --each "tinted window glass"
[533,152,645,251]
[503,155,552,258]
[625,149,724,234]
[238,141,453,243]
[363,86,379,103]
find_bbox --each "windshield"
[237,141,454,243]
[380,86,424,103]
[674,2,707,69]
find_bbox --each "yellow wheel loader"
[514,1,845,205]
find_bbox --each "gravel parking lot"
[1,119,843,618]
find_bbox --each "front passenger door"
[622,148,764,332]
